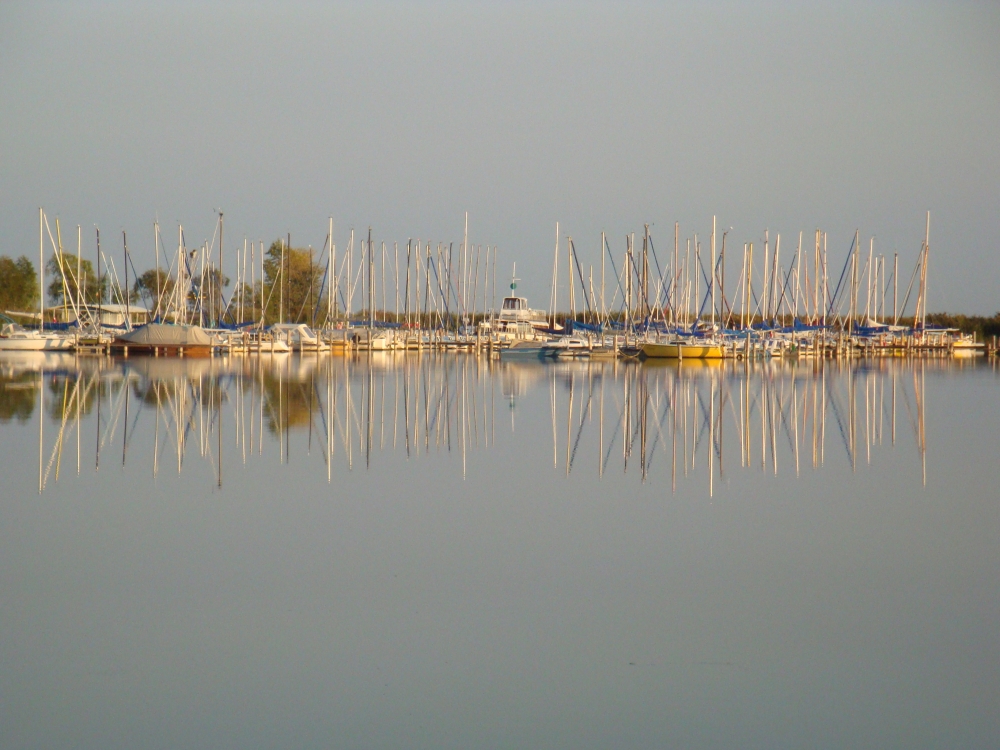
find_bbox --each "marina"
[5,4,1000,747]
[9,210,993,362]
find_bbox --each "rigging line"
[99,377,129,451]
[644,395,673,471]
[567,387,594,473]
[823,375,853,465]
[648,242,676,320]
[568,239,593,319]
[601,408,625,475]
[122,388,144,453]
[895,257,922,326]
[626,409,643,462]
[42,377,81,488]
[692,389,712,457]
[603,235,628,317]
[773,259,799,321]
[898,378,920,448]
[776,386,798,454]
[826,232,858,319]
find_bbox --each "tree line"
[0,240,327,326]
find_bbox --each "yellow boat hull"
[641,342,724,359]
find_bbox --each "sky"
[1,1,998,313]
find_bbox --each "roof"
[95,304,150,314]
[52,303,149,314]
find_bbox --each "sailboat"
[0,320,74,351]
[0,211,76,351]
[640,339,724,359]
[113,322,215,356]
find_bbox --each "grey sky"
[2,1,998,312]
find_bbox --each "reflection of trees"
[134,378,224,410]
[0,373,37,423]
[40,370,230,425]
[46,374,101,421]
[260,369,316,435]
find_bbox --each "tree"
[0,255,38,314]
[45,253,104,306]
[261,240,323,325]
[189,267,230,326]
[134,269,176,319]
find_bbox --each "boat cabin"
[501,296,528,313]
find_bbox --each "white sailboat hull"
[0,334,73,351]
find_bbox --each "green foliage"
[45,253,105,306]
[0,373,37,424]
[925,312,1000,341]
[229,281,259,324]
[0,255,38,313]
[133,269,175,317]
[189,267,230,326]
[261,240,323,325]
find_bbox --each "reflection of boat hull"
[639,357,723,370]
[952,343,984,358]
[0,351,77,373]
[641,342,724,359]
[112,343,213,357]
[499,341,553,360]
[589,346,617,359]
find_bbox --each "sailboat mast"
[279,237,285,325]
[711,216,716,329]
[794,231,802,321]
[601,231,606,325]
[463,212,469,323]
[772,234,780,325]
[823,232,828,328]
[721,230,728,328]
[368,227,374,330]
[122,231,129,330]
[329,218,334,326]
[218,211,223,321]
[642,224,649,319]
[39,208,44,332]
[762,230,769,323]
[673,223,678,329]
[922,211,930,330]
[568,233,575,325]
[404,239,411,328]
[551,222,559,330]
[814,230,821,323]
[348,229,354,321]
[893,252,898,323]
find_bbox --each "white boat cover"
[117,323,214,347]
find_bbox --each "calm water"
[1,352,998,749]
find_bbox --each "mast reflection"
[9,350,957,493]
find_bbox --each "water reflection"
[5,351,991,493]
